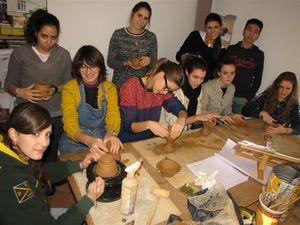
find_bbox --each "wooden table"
[59,119,300,225]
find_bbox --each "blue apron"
[59,82,107,154]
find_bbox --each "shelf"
[0,34,25,40]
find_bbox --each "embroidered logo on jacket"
[13,180,34,204]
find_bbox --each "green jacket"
[0,142,93,225]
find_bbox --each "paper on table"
[187,155,248,190]
[216,139,272,184]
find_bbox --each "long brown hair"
[2,103,52,194]
[146,58,185,87]
[264,72,298,123]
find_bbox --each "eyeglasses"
[163,74,170,91]
[80,65,100,72]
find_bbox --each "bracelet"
[109,129,117,137]
[51,85,58,93]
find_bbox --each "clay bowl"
[131,58,141,67]
[32,82,52,98]
[156,158,181,177]
[96,154,118,178]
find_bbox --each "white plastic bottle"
[120,160,142,215]
[120,172,138,215]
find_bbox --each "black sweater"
[223,41,264,100]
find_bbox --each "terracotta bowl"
[156,158,181,177]
[32,82,52,98]
[96,154,118,178]
[131,58,141,67]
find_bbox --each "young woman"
[200,58,237,124]
[59,46,123,154]
[160,55,220,129]
[107,1,157,90]
[242,72,300,135]
[119,58,187,142]
[176,13,225,81]
[0,103,104,225]
[4,9,72,163]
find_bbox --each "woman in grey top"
[107,1,157,90]
[4,9,72,165]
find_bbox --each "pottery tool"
[146,187,170,225]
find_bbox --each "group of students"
[0,1,299,225]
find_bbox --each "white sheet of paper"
[216,139,272,184]
[187,155,248,190]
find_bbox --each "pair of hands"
[148,120,185,140]
[87,132,123,156]
[260,111,290,135]
[16,84,55,103]
[197,112,221,128]
[219,114,245,125]
[80,152,105,202]
[123,56,151,70]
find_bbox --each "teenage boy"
[223,18,264,114]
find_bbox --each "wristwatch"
[110,129,117,137]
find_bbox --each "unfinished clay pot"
[199,121,212,136]
[33,82,53,98]
[96,154,118,178]
[131,58,141,68]
[162,126,177,153]
[156,158,181,177]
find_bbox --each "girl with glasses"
[119,58,187,143]
[59,46,123,155]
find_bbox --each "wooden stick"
[269,196,300,210]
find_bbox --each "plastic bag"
[187,183,240,225]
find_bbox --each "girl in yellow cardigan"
[59,45,123,154]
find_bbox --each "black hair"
[205,13,222,59]
[245,18,263,32]
[131,1,152,21]
[24,9,60,45]
[182,54,208,76]
[72,45,107,83]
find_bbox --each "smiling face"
[205,21,221,41]
[187,68,206,89]
[278,80,293,101]
[9,126,52,161]
[130,7,150,33]
[243,23,261,45]
[218,64,236,87]
[80,62,100,85]
[35,25,58,54]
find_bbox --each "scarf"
[181,78,202,116]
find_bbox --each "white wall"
[47,0,198,79]
[212,0,300,98]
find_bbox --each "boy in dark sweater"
[223,18,264,113]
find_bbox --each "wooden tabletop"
[59,119,300,225]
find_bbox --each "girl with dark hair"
[59,45,122,154]
[4,9,72,163]
[242,72,300,135]
[176,12,226,81]
[107,1,157,90]
[160,55,220,129]
[0,103,104,225]
[119,58,187,143]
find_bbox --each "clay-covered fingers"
[107,137,123,154]
[149,122,169,138]
[220,115,234,124]
[80,152,102,169]
[89,139,109,155]
[170,123,184,139]
[86,177,105,202]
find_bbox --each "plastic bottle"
[120,160,142,215]
[120,172,138,215]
